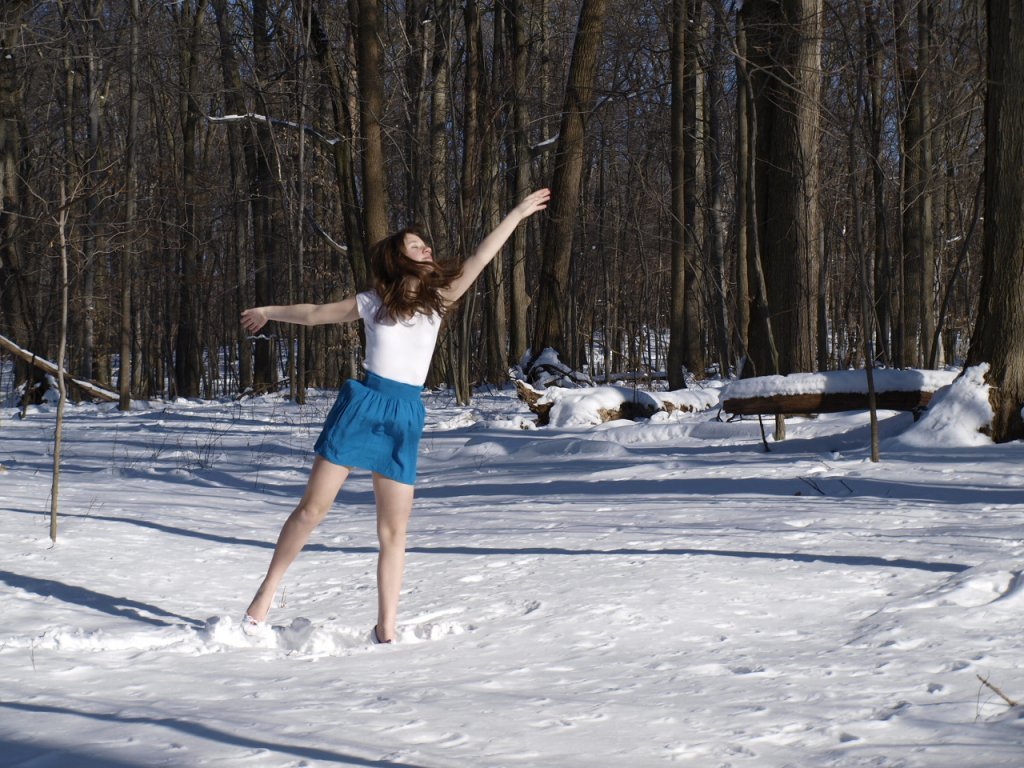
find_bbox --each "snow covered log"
[0,334,118,402]
[514,379,720,427]
[720,369,958,416]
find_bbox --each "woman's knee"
[376,517,408,549]
[291,501,330,527]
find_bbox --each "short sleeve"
[356,291,379,322]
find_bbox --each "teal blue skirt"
[313,371,425,485]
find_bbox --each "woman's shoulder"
[356,290,381,316]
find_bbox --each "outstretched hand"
[240,307,269,333]
[512,188,551,221]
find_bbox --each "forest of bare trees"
[1,1,1022,439]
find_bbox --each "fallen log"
[0,333,118,402]
[720,369,957,416]
[722,389,934,416]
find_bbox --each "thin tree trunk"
[866,0,891,365]
[668,0,687,389]
[734,5,751,367]
[212,0,253,392]
[120,0,139,411]
[52,179,71,542]
[704,7,729,377]
[173,0,209,398]
[304,5,368,295]
[507,0,532,364]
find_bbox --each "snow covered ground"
[1,375,1022,767]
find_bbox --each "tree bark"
[0,0,36,392]
[120,0,140,410]
[865,0,891,365]
[682,0,705,378]
[506,0,533,365]
[173,0,209,398]
[667,0,687,389]
[744,0,823,376]
[967,0,1024,442]
[352,0,389,248]
[530,0,608,368]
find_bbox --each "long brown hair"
[368,226,461,321]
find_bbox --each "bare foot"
[245,584,274,623]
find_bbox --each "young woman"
[239,188,550,643]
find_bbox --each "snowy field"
[1,372,1023,767]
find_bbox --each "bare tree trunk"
[506,0,533,364]
[173,0,209,398]
[450,0,485,405]
[427,0,451,258]
[352,0,389,247]
[967,0,1024,442]
[482,0,509,384]
[745,0,822,376]
[704,7,730,377]
[0,0,36,395]
[119,0,140,411]
[918,0,937,366]
[895,0,933,367]
[865,0,891,365]
[530,0,608,369]
[683,0,705,378]
[734,4,751,366]
[304,5,368,294]
[251,0,278,387]
[667,0,687,389]
[52,179,71,542]
[80,0,106,385]
[212,0,253,392]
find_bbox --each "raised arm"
[240,297,359,333]
[441,188,550,304]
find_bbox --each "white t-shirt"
[356,291,441,386]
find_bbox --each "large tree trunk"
[530,0,608,368]
[744,0,823,376]
[0,0,35,392]
[352,0,389,248]
[967,0,1024,442]
[682,0,705,378]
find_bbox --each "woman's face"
[401,233,433,263]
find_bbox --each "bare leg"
[372,473,415,642]
[245,456,350,622]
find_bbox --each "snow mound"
[891,364,992,448]
[541,385,718,428]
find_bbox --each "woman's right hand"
[240,307,269,333]
[512,188,551,221]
